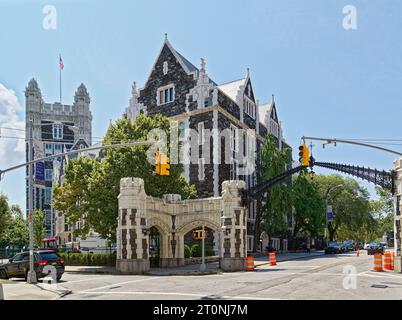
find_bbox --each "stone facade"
[393,158,402,272]
[116,177,247,274]
[122,37,291,251]
[25,79,92,238]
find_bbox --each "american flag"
[59,55,64,70]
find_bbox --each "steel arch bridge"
[244,158,395,201]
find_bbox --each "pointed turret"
[25,78,41,98]
[74,83,90,104]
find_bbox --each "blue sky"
[0,0,402,210]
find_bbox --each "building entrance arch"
[116,178,247,274]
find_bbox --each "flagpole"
[59,56,62,103]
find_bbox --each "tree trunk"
[253,196,263,253]
[328,223,335,242]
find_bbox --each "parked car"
[355,242,365,250]
[363,242,372,250]
[0,250,65,281]
[325,242,342,254]
[379,242,389,249]
[343,240,356,251]
[367,243,384,255]
[339,243,349,253]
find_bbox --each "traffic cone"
[356,250,360,257]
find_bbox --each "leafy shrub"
[60,252,116,266]
[205,246,215,257]
[184,244,191,258]
[191,244,202,257]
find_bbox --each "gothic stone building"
[25,79,92,238]
[123,37,290,251]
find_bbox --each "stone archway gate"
[116,177,247,274]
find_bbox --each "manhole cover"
[371,284,389,289]
[201,294,223,300]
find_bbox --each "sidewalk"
[254,250,325,266]
[63,251,325,275]
[0,279,70,300]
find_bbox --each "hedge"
[59,252,116,266]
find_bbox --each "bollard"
[0,283,4,300]
[269,252,277,266]
[246,256,255,271]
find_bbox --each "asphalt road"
[46,251,402,300]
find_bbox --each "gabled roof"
[258,102,273,126]
[175,50,198,73]
[217,78,246,103]
[142,37,198,88]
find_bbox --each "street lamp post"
[26,121,79,284]
[325,184,343,244]
[26,120,36,284]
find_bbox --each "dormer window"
[244,96,256,119]
[157,84,175,105]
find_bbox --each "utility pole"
[27,120,37,284]
[200,225,206,271]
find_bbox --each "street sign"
[326,205,333,222]
[35,162,45,182]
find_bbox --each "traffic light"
[160,151,170,176]
[298,143,310,167]
[193,229,206,240]
[154,150,170,176]
[154,150,161,175]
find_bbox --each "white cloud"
[0,83,25,164]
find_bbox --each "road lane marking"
[60,275,117,284]
[77,276,159,293]
[60,290,281,300]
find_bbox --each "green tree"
[292,172,325,241]
[313,174,372,242]
[32,209,46,247]
[53,114,197,241]
[255,134,292,251]
[369,187,394,241]
[2,205,29,248]
[0,194,11,246]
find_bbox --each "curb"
[255,253,326,267]
[146,269,221,276]
[65,269,116,275]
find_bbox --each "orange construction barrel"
[373,252,383,272]
[383,252,392,270]
[246,256,255,271]
[269,252,277,266]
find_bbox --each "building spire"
[272,94,275,105]
[200,58,206,72]
[246,67,250,78]
[131,81,138,98]
[164,33,168,41]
